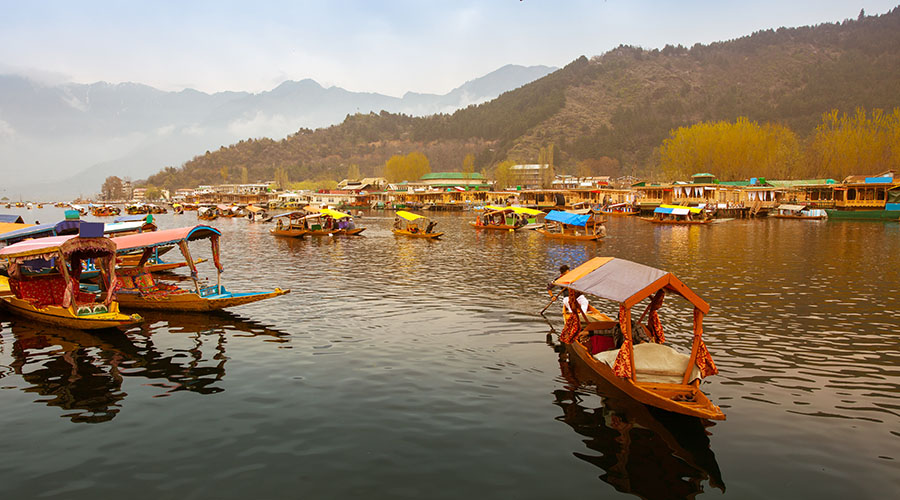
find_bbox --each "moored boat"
[537,209,607,241]
[553,257,724,420]
[770,204,827,220]
[302,207,365,236]
[392,210,443,238]
[470,205,543,231]
[197,206,218,220]
[641,205,711,225]
[109,225,290,311]
[600,202,640,216]
[270,211,309,237]
[0,226,143,329]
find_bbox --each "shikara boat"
[392,210,443,238]
[769,204,827,220]
[246,205,270,222]
[600,202,640,216]
[197,206,218,220]
[0,226,143,329]
[109,225,290,311]
[90,204,121,217]
[470,205,543,231]
[301,207,365,236]
[641,205,711,225]
[538,209,607,241]
[270,211,309,238]
[217,204,244,218]
[554,257,725,420]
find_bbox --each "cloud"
[156,124,176,136]
[227,112,299,140]
[0,119,16,141]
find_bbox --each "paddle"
[540,288,564,316]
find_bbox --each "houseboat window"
[847,189,856,201]
[877,188,886,201]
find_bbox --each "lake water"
[1,208,898,499]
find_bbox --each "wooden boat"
[538,209,606,241]
[600,202,640,216]
[392,210,443,239]
[270,211,309,237]
[109,225,290,311]
[172,203,184,214]
[471,205,543,231]
[554,257,725,420]
[300,207,365,236]
[641,205,711,225]
[770,204,827,220]
[197,206,218,220]
[90,204,121,217]
[217,204,244,218]
[0,228,143,329]
[246,205,269,222]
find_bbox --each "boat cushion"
[9,275,69,308]
[594,342,701,384]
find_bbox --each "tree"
[220,166,229,183]
[492,160,515,189]
[462,153,475,179]
[807,107,900,179]
[383,152,431,182]
[274,167,290,190]
[577,157,620,177]
[346,164,361,181]
[101,176,124,200]
[144,185,161,201]
[241,166,249,184]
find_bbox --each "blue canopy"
[0,220,82,245]
[545,210,590,227]
[0,214,25,223]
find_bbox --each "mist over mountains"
[0,64,555,199]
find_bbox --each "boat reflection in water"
[2,310,289,423]
[550,338,725,499]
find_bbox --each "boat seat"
[594,342,701,384]
[9,275,69,308]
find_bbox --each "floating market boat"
[270,212,309,237]
[470,205,543,231]
[90,204,121,217]
[0,226,143,329]
[537,209,607,241]
[392,210,443,238]
[109,225,290,311]
[554,257,725,420]
[769,204,827,220]
[641,205,711,225]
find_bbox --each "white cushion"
[593,342,701,384]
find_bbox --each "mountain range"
[0,64,556,199]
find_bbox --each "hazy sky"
[1,1,896,96]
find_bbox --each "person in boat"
[409,224,419,234]
[393,217,402,230]
[547,265,570,293]
[426,221,437,233]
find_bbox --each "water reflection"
[551,340,725,499]
[0,310,289,423]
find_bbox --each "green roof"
[420,172,485,180]
[691,172,715,177]
[767,179,837,187]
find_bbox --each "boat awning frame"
[111,225,221,253]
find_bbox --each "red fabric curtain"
[647,290,666,343]
[211,235,223,272]
[693,308,718,377]
[559,289,581,343]
[613,305,633,378]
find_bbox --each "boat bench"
[594,343,701,384]
[116,268,189,298]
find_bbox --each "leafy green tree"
[101,176,124,200]
[241,166,249,184]
[492,160,515,189]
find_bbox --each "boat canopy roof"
[396,210,425,221]
[272,211,305,219]
[112,225,221,253]
[484,205,544,216]
[319,208,351,219]
[0,214,25,223]
[0,235,116,260]
[554,257,709,313]
[607,203,626,208]
[104,220,155,235]
[114,214,153,223]
[545,210,590,227]
[654,204,702,216]
[0,219,81,244]
[777,204,806,211]
[246,205,265,213]
[0,222,33,236]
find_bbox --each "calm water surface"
[1,208,898,499]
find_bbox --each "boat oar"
[540,288,564,316]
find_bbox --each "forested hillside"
[143,7,900,190]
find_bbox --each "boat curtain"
[559,289,581,344]
[613,305,634,378]
[647,290,666,343]
[55,257,74,308]
[97,256,117,305]
[693,308,718,378]
[211,235,223,273]
[179,240,199,279]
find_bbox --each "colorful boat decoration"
[770,204,827,220]
[392,211,443,238]
[0,226,143,330]
[642,205,711,225]
[538,209,607,241]
[600,202,640,216]
[554,257,725,420]
[470,205,543,231]
[109,225,290,311]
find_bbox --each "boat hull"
[270,228,309,238]
[392,229,443,239]
[601,210,639,216]
[536,229,602,241]
[0,294,142,330]
[824,209,900,221]
[640,217,710,225]
[116,288,290,312]
[469,222,520,231]
[567,339,725,420]
[769,214,826,220]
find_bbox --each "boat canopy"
[112,225,221,253]
[246,205,265,213]
[319,208,351,219]
[484,205,543,216]
[545,210,590,227]
[554,257,709,313]
[396,210,425,221]
[0,222,33,237]
[654,204,702,216]
[0,234,116,261]
[777,204,806,211]
[272,211,305,219]
[606,203,626,208]
[0,219,82,245]
[104,220,156,235]
[0,214,25,223]
[114,214,153,224]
